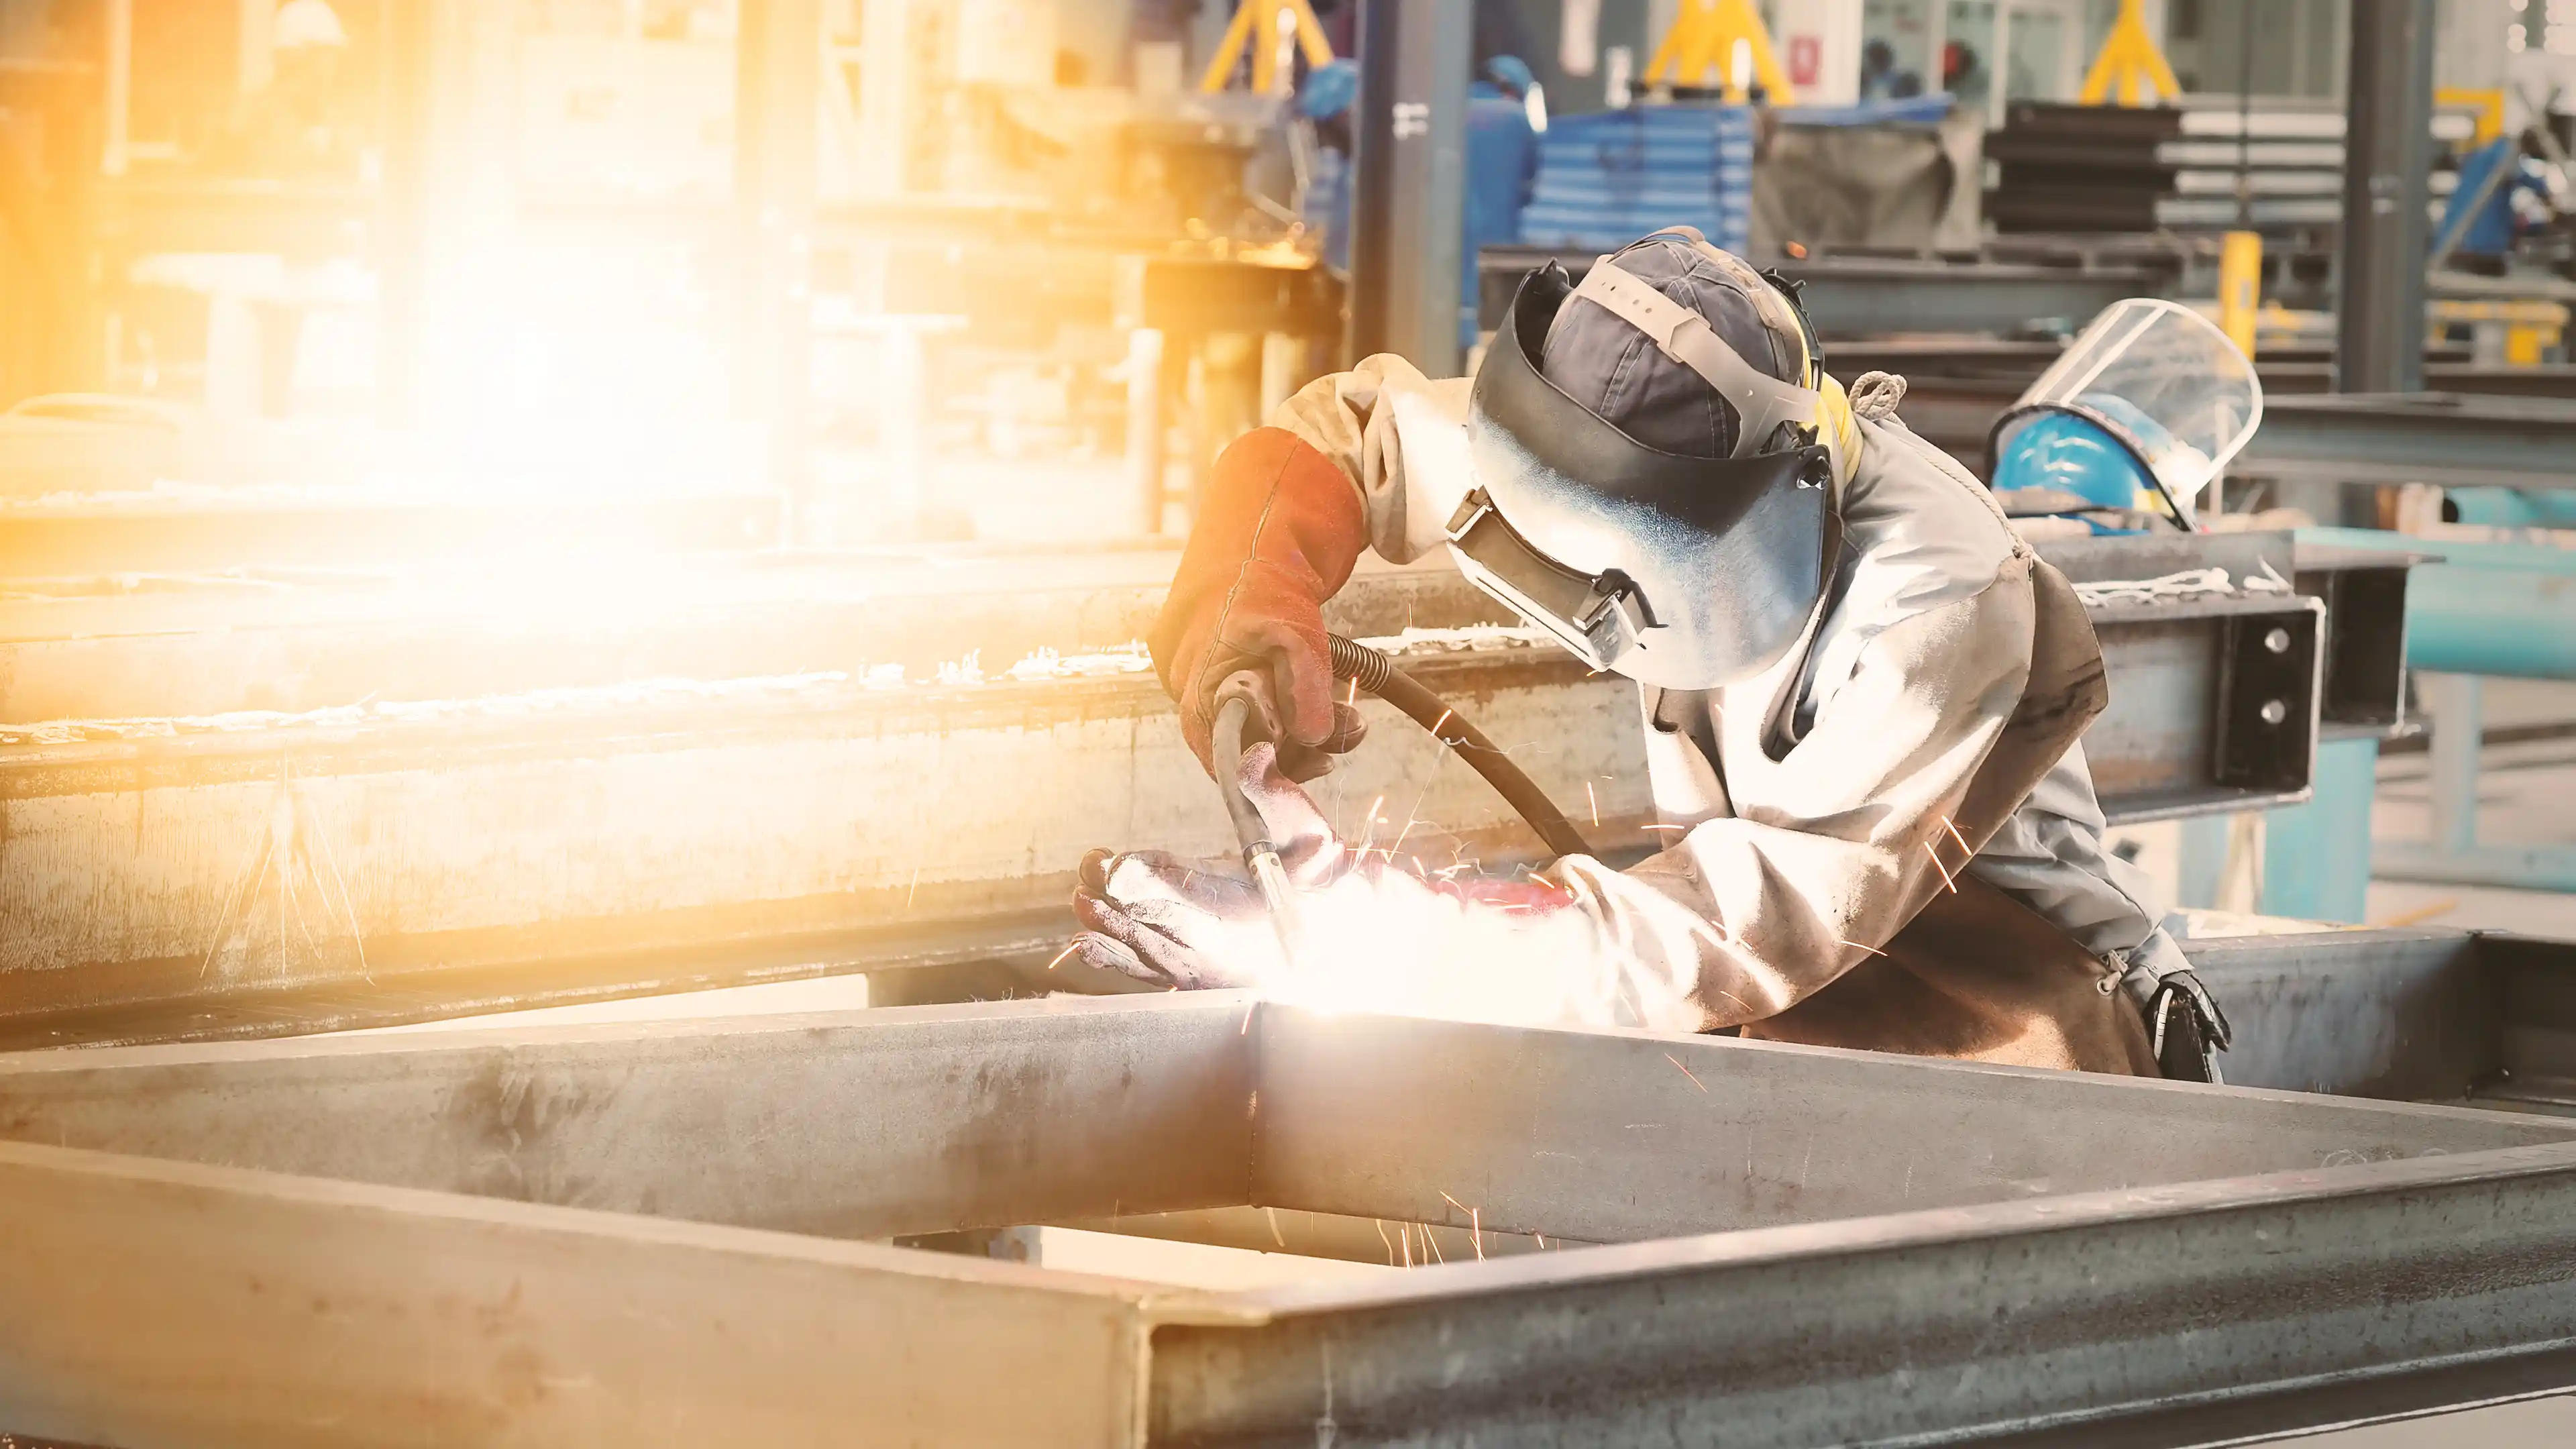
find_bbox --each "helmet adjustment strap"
[1566,260,1821,460]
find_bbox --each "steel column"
[2334,0,2435,394]
[1347,0,1471,374]
[733,0,822,540]
[2257,733,2381,923]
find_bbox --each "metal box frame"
[9,976,2576,1446]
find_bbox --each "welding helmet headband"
[1453,258,1835,691]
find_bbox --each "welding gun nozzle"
[1242,839,1306,965]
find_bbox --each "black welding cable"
[1326,634,1595,861]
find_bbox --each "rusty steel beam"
[0,630,1652,1048]
[0,532,2381,1045]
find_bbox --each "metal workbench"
[5,925,2576,1446]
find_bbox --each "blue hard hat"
[1484,54,1537,97]
[1990,407,2151,512]
[1299,59,1360,121]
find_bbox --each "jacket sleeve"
[1268,354,1479,564]
[1547,557,2040,1034]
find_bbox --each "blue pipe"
[2449,488,2576,531]
[2407,569,2576,678]
[2298,526,2576,678]
[2298,525,2576,576]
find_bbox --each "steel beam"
[2183,928,2503,1101]
[1148,1142,2576,1446]
[0,1139,1178,1449]
[2238,392,2576,493]
[2036,533,2327,821]
[0,534,2366,1044]
[1245,1006,2566,1244]
[1892,368,2576,478]
[2337,0,2437,394]
[0,635,1653,1047]
[11,994,2557,1244]
[0,994,1252,1238]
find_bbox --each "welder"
[1073,227,2232,1081]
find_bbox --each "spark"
[1240,1003,1254,1034]
[1665,1053,1709,1092]
[301,790,371,982]
[1923,838,1959,894]
[1265,1206,1287,1248]
[1346,676,1359,709]
[1376,1218,1395,1266]
[1835,936,1888,961]
[1642,822,1688,833]
[1389,816,1419,855]
[905,865,922,910]
[1436,1190,1487,1254]
[1533,1231,1548,1249]
[1044,941,1079,971]
[1939,813,1974,861]
[1430,709,1454,743]
[1587,781,1600,828]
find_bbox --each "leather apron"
[1727,557,2159,1076]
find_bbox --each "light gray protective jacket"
[1272,354,2196,1072]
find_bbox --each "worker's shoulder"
[1837,414,2030,617]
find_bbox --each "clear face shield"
[1992,299,2263,529]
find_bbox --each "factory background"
[1,1,2576,1444]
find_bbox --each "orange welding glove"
[1151,427,1370,782]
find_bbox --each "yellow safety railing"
[1199,0,1334,96]
[2434,87,2507,147]
[1645,0,1793,104]
[2078,0,2182,107]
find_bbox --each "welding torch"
[1210,684,1307,967]
[1205,639,1597,969]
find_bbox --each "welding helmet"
[1988,299,2261,529]
[1451,228,1844,691]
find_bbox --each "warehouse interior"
[5,1,2576,1444]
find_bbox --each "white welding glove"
[1069,743,1615,1022]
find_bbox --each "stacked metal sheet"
[1987,101,2460,233]
[1519,103,1754,252]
